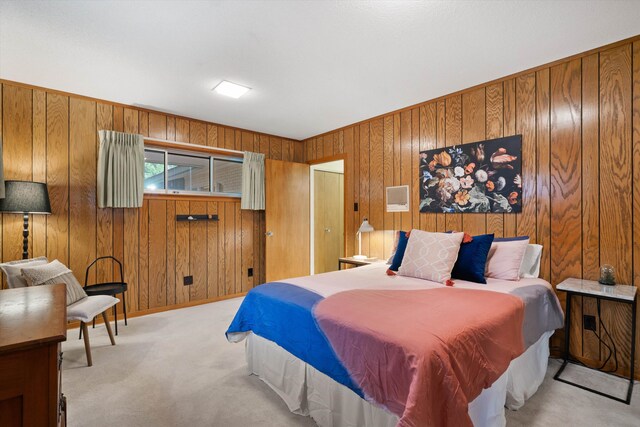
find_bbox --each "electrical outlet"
[583,315,596,331]
[183,275,193,286]
[248,268,253,277]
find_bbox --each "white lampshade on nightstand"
[353,218,374,260]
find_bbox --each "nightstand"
[338,257,378,270]
[554,277,637,404]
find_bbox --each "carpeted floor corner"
[62,298,639,426]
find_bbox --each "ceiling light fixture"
[212,80,251,99]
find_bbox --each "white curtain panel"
[241,151,265,210]
[97,130,144,208]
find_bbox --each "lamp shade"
[357,218,374,233]
[0,181,51,214]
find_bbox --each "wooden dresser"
[0,284,67,427]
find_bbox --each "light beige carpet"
[63,298,639,427]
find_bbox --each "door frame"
[308,154,347,274]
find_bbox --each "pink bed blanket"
[314,287,526,427]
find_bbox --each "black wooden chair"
[80,256,128,337]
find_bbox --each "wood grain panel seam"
[580,58,585,354]
[95,103,100,281]
[514,80,519,236]
[502,82,506,237]
[631,43,635,290]
[461,95,465,232]
[66,95,71,267]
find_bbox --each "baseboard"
[66,292,247,330]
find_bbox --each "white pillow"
[485,239,529,281]
[520,244,543,278]
[398,230,464,284]
[0,256,49,288]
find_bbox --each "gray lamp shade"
[0,180,51,214]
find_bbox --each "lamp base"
[22,213,29,260]
[352,254,368,260]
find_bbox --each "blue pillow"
[451,233,495,284]
[389,231,409,272]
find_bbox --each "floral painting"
[419,135,522,213]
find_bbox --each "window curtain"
[0,137,4,199]
[241,151,265,210]
[97,130,144,208]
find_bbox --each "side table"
[554,278,637,404]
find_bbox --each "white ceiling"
[1,1,639,141]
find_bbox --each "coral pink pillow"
[398,230,464,284]
[485,238,530,281]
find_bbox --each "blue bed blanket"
[226,282,362,396]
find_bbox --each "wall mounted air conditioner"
[386,185,409,212]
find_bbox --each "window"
[144,149,166,190]
[167,152,210,192]
[213,159,242,194]
[144,146,242,197]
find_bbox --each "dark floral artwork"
[419,135,522,213]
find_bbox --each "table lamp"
[0,180,51,259]
[353,218,374,260]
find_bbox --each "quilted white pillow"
[398,230,464,283]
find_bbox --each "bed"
[227,262,564,427]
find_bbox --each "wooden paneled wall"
[0,80,303,316]
[303,38,640,379]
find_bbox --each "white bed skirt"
[245,331,552,427]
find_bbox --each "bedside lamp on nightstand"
[353,218,374,260]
